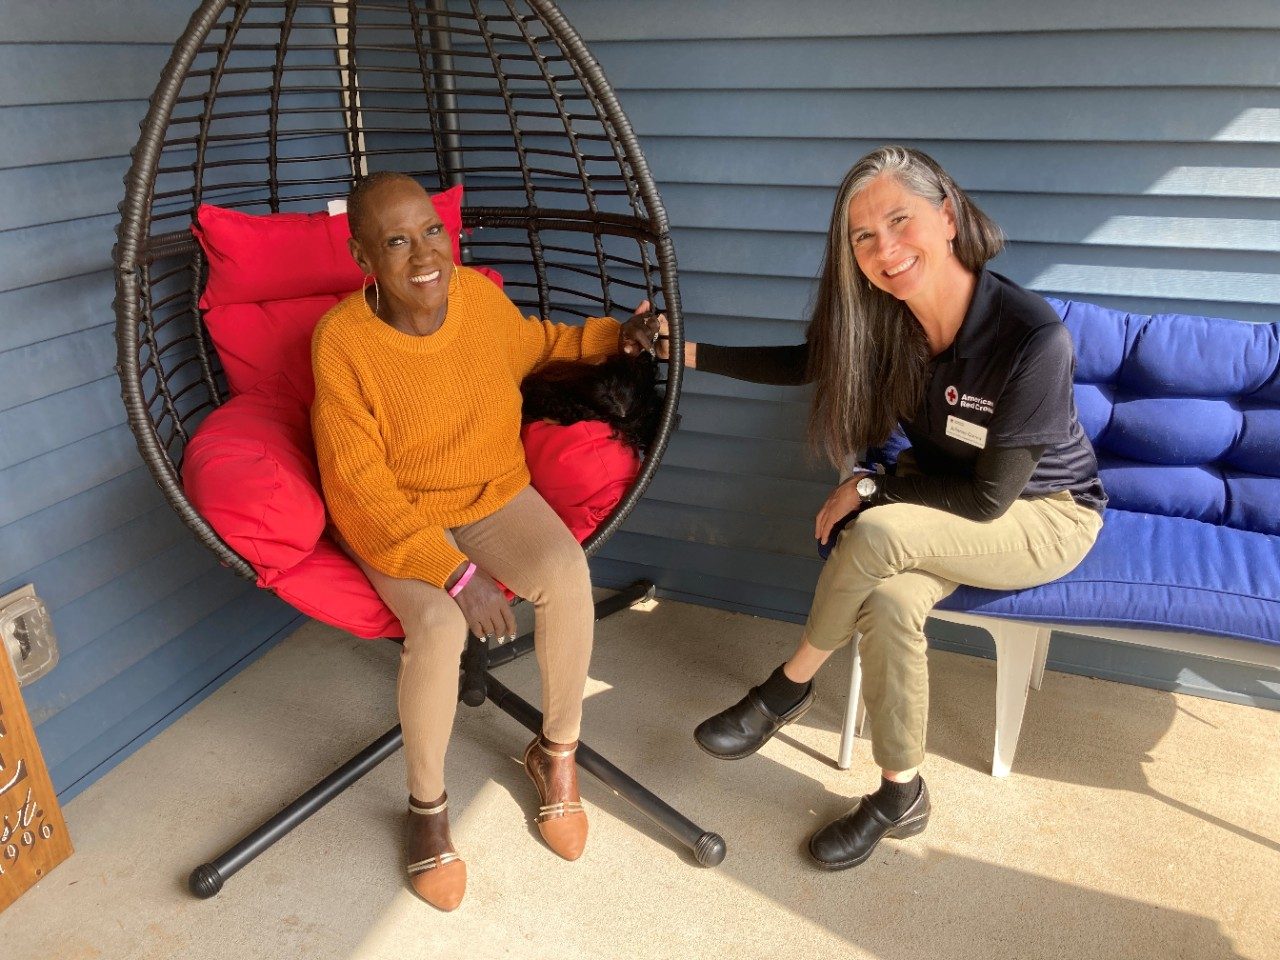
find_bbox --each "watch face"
[857,476,876,498]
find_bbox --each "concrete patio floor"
[2,594,1277,960]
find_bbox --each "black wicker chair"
[113,0,723,898]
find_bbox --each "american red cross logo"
[945,385,959,406]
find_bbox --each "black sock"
[756,663,811,716]
[869,774,922,821]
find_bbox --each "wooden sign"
[0,646,71,913]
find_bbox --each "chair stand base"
[187,579,724,898]
[484,672,726,867]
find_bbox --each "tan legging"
[344,486,594,801]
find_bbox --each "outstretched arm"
[655,314,812,385]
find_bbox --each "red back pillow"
[193,184,465,400]
[194,185,463,308]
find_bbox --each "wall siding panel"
[3,1,1276,808]
[0,2,302,802]
[557,1,1280,706]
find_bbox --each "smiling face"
[847,173,956,304]
[348,177,454,329]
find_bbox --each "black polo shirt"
[900,270,1107,511]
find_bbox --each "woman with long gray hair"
[659,145,1105,869]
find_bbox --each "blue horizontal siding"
[48,596,302,803]
[562,1,1280,706]
[1,1,300,799]
[0,271,120,351]
[589,31,1280,90]
[4,1,1276,815]
[616,89,1280,143]
[639,137,1280,198]
[0,470,162,582]
[15,507,188,613]
[557,0,1280,38]
[0,1,196,43]
[658,183,1280,253]
[0,377,122,470]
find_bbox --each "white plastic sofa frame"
[837,614,1280,777]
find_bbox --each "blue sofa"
[840,299,1280,775]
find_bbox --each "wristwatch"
[855,474,878,502]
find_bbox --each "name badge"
[946,415,988,449]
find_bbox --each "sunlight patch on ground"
[583,675,615,698]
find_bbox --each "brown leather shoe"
[406,797,466,911]
[523,737,588,861]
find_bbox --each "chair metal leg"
[481,579,725,866]
[485,672,726,867]
[188,725,405,898]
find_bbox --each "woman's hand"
[449,566,518,641]
[619,300,662,357]
[815,474,867,544]
[653,312,697,368]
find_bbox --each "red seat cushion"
[182,375,325,574]
[522,419,640,542]
[269,534,403,639]
[184,397,640,637]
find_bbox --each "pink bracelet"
[447,562,477,598]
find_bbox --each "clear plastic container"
[1,595,59,687]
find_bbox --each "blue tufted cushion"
[881,297,1280,646]
[1049,298,1280,537]
[941,510,1280,646]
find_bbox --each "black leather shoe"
[694,685,815,760]
[808,779,930,871]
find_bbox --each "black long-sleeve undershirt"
[867,444,1045,521]
[697,342,812,386]
[695,340,1044,521]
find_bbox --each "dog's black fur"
[521,353,662,454]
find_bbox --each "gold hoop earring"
[363,274,380,316]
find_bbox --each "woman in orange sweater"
[312,172,657,911]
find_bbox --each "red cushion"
[182,375,325,574]
[186,404,635,636]
[193,184,466,399]
[193,184,464,309]
[203,294,341,401]
[269,535,403,639]
[202,265,500,402]
[521,419,640,542]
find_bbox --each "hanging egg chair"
[113,0,718,898]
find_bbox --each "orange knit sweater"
[312,267,621,587]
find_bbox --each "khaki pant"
[805,488,1102,771]
[346,486,594,801]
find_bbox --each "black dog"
[521,353,663,454]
